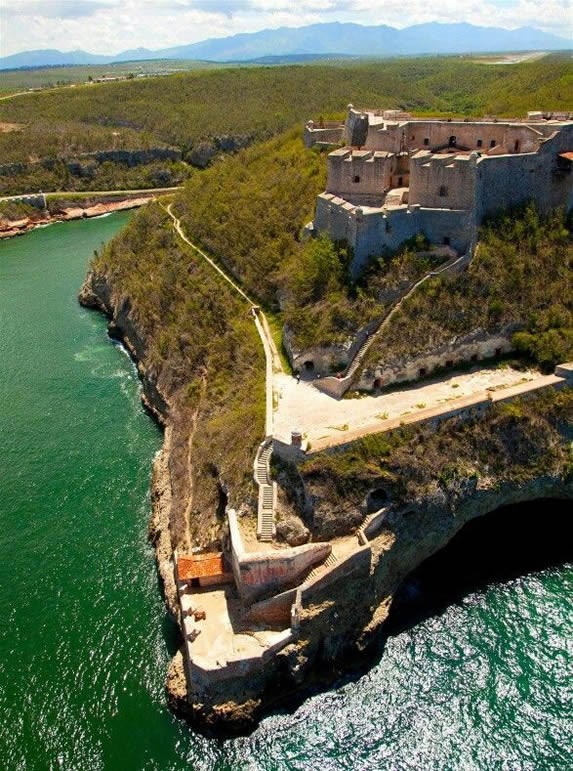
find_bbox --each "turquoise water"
[0,215,571,770]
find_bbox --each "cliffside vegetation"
[89,203,264,547]
[295,387,573,539]
[364,205,573,372]
[171,129,448,348]
[1,53,572,193]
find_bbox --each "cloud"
[0,0,570,56]
[1,0,116,19]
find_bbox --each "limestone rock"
[276,513,310,546]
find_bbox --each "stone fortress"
[306,106,573,275]
[162,110,573,728]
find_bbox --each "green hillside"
[1,54,572,194]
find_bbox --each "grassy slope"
[1,54,572,193]
[91,203,264,547]
[364,206,573,372]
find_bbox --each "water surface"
[0,216,571,770]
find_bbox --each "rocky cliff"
[78,205,573,733]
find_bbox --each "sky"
[0,0,571,57]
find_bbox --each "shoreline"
[77,248,573,735]
[0,195,155,239]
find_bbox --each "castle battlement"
[310,105,573,275]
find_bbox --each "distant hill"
[1,22,570,70]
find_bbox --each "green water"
[1,215,571,770]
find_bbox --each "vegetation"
[298,387,573,525]
[365,204,573,372]
[1,54,572,193]
[91,203,265,546]
[0,199,37,220]
[0,59,214,95]
[172,129,449,348]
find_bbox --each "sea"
[0,213,571,770]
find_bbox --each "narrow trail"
[0,186,182,202]
[162,201,281,542]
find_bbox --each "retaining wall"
[228,509,331,602]
[358,331,514,391]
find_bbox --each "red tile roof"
[558,152,573,161]
[177,552,228,581]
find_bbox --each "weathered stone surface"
[276,513,310,546]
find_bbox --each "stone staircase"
[306,550,338,582]
[255,440,276,542]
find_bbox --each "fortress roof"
[177,552,227,581]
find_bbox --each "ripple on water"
[1,215,572,771]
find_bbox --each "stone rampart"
[326,149,395,205]
[409,152,477,210]
[315,194,471,276]
[358,329,514,391]
[304,122,344,148]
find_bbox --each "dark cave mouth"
[385,498,573,636]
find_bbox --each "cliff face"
[78,205,572,732]
[164,470,572,732]
[79,267,185,617]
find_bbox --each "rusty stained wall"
[238,543,331,602]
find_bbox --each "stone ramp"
[313,251,470,399]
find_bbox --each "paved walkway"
[273,365,538,450]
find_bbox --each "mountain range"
[1,22,570,70]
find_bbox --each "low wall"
[239,542,331,602]
[245,587,298,626]
[228,509,331,602]
[304,124,344,148]
[308,366,572,454]
[189,628,294,694]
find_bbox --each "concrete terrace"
[272,364,540,452]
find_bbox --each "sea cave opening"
[384,498,572,637]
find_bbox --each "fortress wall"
[409,154,476,210]
[315,194,358,244]
[326,151,393,204]
[357,332,513,391]
[316,196,471,277]
[476,128,573,219]
[366,123,402,152]
[351,207,470,275]
[345,109,369,147]
[410,208,473,253]
[304,125,344,148]
[377,121,542,154]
